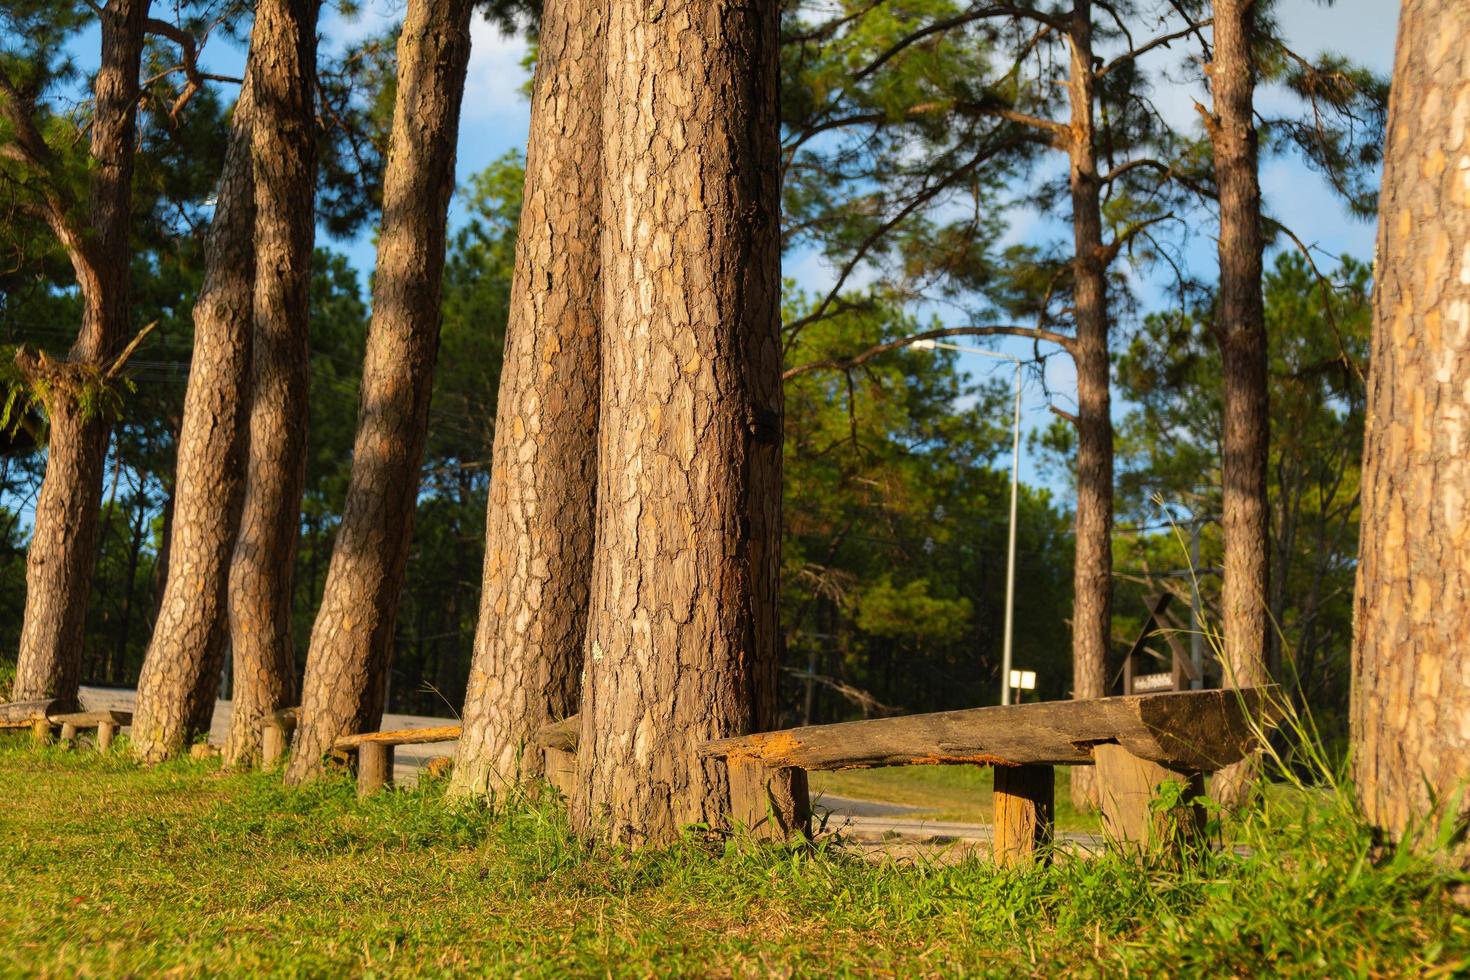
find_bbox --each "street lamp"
[912,338,1025,705]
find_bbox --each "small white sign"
[1133,672,1174,693]
[1009,669,1036,691]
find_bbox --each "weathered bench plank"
[333,725,461,750]
[0,699,78,728]
[49,710,132,727]
[699,689,1275,774]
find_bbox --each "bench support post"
[992,764,1054,866]
[727,758,810,841]
[261,724,287,768]
[59,722,79,746]
[1094,744,1204,853]
[543,746,576,799]
[97,721,117,753]
[358,742,394,797]
[31,718,51,746]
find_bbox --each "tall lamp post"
[913,339,1025,705]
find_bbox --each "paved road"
[77,686,1106,850]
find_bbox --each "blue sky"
[104,0,1404,490]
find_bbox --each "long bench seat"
[534,688,1277,862]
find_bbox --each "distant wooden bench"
[532,716,580,798]
[50,710,132,752]
[260,707,301,767]
[698,688,1276,862]
[333,725,461,797]
[0,699,79,743]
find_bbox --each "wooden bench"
[0,699,79,743]
[50,710,132,752]
[260,707,301,767]
[332,725,461,797]
[532,716,580,798]
[698,688,1276,862]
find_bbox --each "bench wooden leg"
[261,724,286,768]
[992,764,1054,867]
[543,745,576,799]
[31,718,52,746]
[1094,744,1204,853]
[97,721,117,753]
[728,758,810,841]
[358,743,394,797]
[59,722,78,747]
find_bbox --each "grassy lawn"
[0,735,1465,977]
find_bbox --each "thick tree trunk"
[286,0,473,783]
[1064,0,1114,812]
[1207,0,1270,810]
[1351,0,1470,850]
[224,0,319,766]
[569,0,783,847]
[449,0,603,800]
[132,80,256,763]
[11,0,149,702]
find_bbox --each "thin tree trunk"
[1208,0,1271,810]
[449,0,603,799]
[570,0,783,846]
[10,0,150,702]
[111,474,149,683]
[150,473,175,616]
[286,0,473,782]
[132,79,256,762]
[224,0,319,766]
[1351,0,1470,850]
[1064,0,1114,813]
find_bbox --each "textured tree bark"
[224,0,319,766]
[11,0,150,702]
[1351,0,1470,851]
[449,0,603,800]
[286,0,473,783]
[132,78,256,763]
[569,0,783,847]
[1207,0,1271,811]
[1064,0,1114,813]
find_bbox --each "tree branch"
[784,324,1072,381]
[0,68,96,284]
[1098,19,1212,79]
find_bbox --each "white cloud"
[462,13,533,124]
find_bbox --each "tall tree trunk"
[224,0,319,766]
[1207,0,1270,810]
[1351,0,1470,850]
[286,0,473,782]
[1064,0,1114,812]
[449,0,603,799]
[132,79,256,762]
[10,0,150,702]
[569,0,783,847]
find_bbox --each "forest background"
[0,0,1392,746]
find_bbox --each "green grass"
[0,735,1465,977]
[810,765,1101,830]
